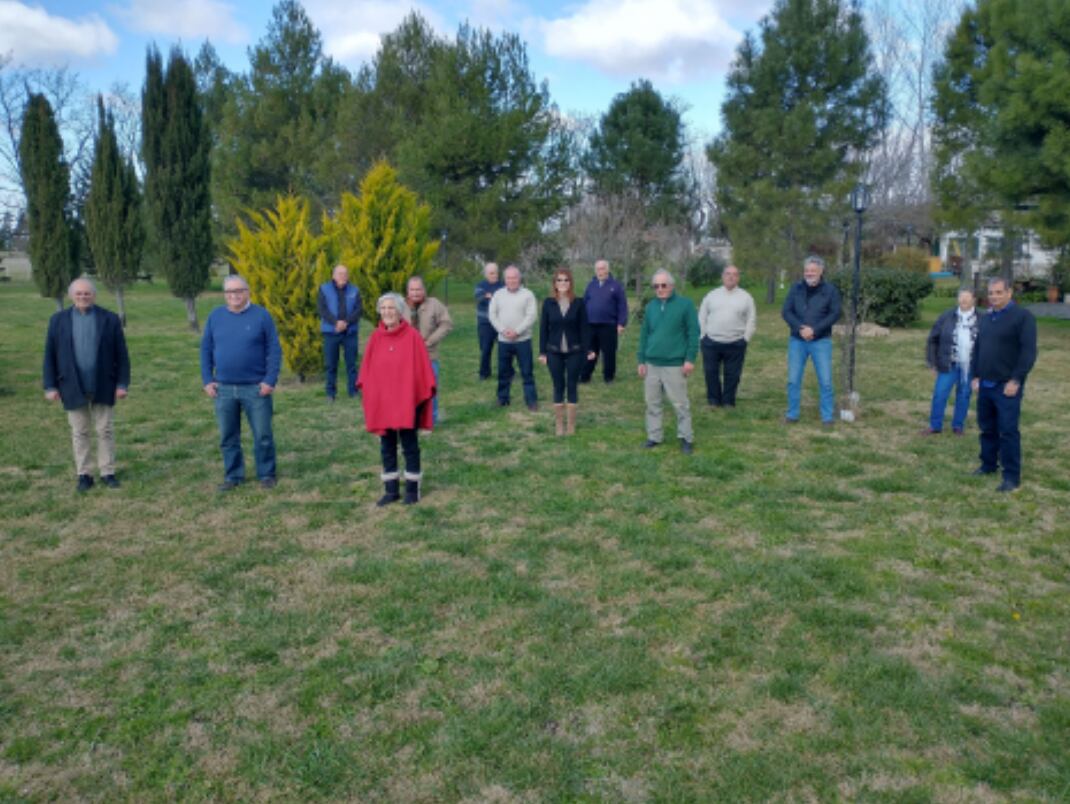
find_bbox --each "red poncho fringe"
[357,319,436,434]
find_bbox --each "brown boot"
[554,403,565,436]
[566,403,577,435]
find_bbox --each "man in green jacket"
[638,269,700,454]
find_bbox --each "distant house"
[938,224,1059,282]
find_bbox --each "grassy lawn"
[1,278,1068,801]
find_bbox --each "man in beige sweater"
[407,276,453,424]
[697,265,757,408]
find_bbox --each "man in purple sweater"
[200,275,282,492]
[581,259,628,384]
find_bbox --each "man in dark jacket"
[474,262,503,380]
[42,277,131,492]
[581,259,628,383]
[781,256,841,426]
[923,288,978,435]
[316,263,361,401]
[970,277,1037,492]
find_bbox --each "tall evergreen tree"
[932,0,1070,265]
[86,96,144,326]
[19,93,77,309]
[584,79,688,222]
[142,46,213,331]
[708,0,886,302]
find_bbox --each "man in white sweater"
[489,265,539,410]
[698,265,757,408]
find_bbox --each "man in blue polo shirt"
[970,276,1037,492]
[200,274,282,492]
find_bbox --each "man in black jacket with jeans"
[970,277,1037,492]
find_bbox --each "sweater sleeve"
[744,294,757,342]
[520,291,537,337]
[488,291,502,333]
[263,313,282,387]
[781,285,802,333]
[424,300,453,349]
[616,281,629,327]
[199,314,215,385]
[638,306,650,364]
[1014,311,1038,383]
[697,293,710,339]
[685,301,700,363]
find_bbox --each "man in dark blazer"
[43,277,131,492]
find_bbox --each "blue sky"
[0,0,777,142]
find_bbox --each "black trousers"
[701,337,748,406]
[547,351,584,403]
[582,323,619,382]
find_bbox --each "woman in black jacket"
[539,268,595,435]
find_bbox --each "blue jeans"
[214,383,276,482]
[323,331,359,398]
[929,365,971,431]
[477,320,497,379]
[786,336,834,423]
[498,340,537,406]
[977,382,1022,484]
[431,360,439,424]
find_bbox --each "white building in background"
[938,224,1059,281]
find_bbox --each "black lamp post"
[846,182,869,407]
[440,229,448,304]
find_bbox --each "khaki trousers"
[67,402,116,476]
[644,364,693,443]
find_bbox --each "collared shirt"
[71,305,98,394]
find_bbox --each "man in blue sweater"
[200,275,283,491]
[581,259,628,384]
[970,277,1038,492]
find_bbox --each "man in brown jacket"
[407,276,453,424]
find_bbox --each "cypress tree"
[142,46,213,331]
[86,96,144,326]
[19,93,77,310]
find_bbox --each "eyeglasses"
[653,283,669,289]
[224,289,248,295]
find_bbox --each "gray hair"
[987,276,1011,292]
[223,274,250,290]
[407,275,426,291]
[376,292,410,320]
[484,262,499,278]
[68,276,97,295]
[803,255,826,272]
[651,269,675,287]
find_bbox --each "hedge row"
[828,267,933,328]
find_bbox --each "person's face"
[554,273,571,296]
[722,267,740,290]
[333,266,348,287]
[485,264,499,284]
[653,275,672,300]
[504,268,521,291]
[803,262,823,286]
[407,280,425,306]
[595,262,609,281]
[380,299,400,328]
[988,282,1012,310]
[70,282,95,312]
[223,282,249,312]
[958,291,975,312]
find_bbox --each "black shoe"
[497,399,510,407]
[783,416,798,425]
[527,402,539,412]
[681,440,694,455]
[217,480,240,493]
[259,477,277,489]
[76,474,94,493]
[604,378,614,385]
[377,478,401,507]
[403,477,421,505]
[643,440,660,449]
[996,479,1020,493]
[708,403,721,410]
[579,377,591,385]
[971,466,997,477]
[101,474,120,489]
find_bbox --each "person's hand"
[617,325,625,335]
[682,361,694,377]
[44,389,60,402]
[204,382,218,398]
[335,320,347,333]
[638,364,647,378]
[116,388,128,400]
[587,351,596,361]
[1004,379,1020,397]
[971,378,979,392]
[538,354,547,365]
[259,383,274,396]
[485,292,493,300]
[799,325,814,341]
[504,329,518,341]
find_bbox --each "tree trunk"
[1000,229,1014,284]
[184,295,200,332]
[54,296,63,312]
[962,230,974,291]
[765,267,777,305]
[116,286,127,327]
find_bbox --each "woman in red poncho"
[357,292,436,505]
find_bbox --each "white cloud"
[115,0,247,45]
[305,1,445,66]
[0,2,118,63]
[538,0,744,83]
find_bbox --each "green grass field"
[1,278,1068,801]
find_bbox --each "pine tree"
[327,161,440,322]
[142,46,213,331]
[708,0,886,302]
[86,96,144,326]
[19,93,77,309]
[227,195,330,381]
